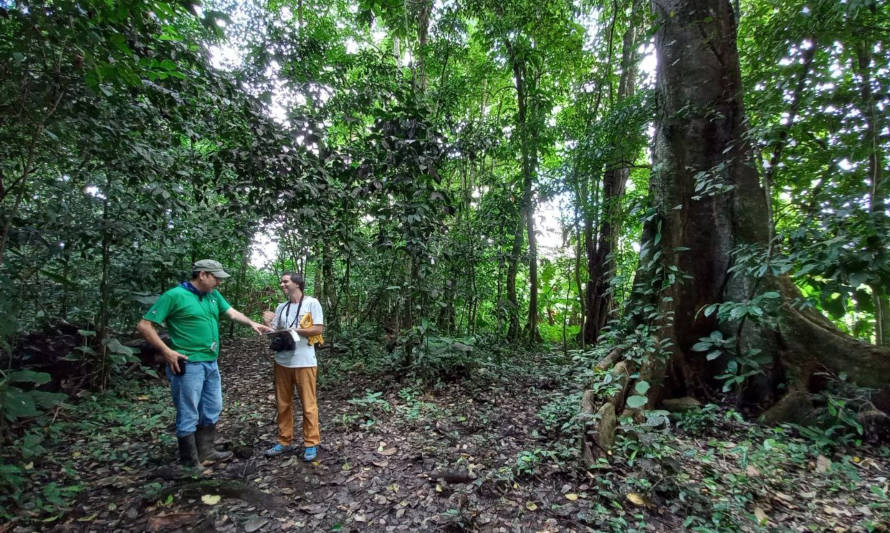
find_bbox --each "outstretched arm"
[225,308,274,334]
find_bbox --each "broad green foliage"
[1,0,291,382]
[0,380,173,520]
[0,370,67,423]
[1,0,886,397]
[1,0,888,529]
[739,0,890,341]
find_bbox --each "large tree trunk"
[583,166,628,343]
[582,0,890,464]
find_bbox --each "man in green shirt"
[137,260,272,467]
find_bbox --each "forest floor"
[2,336,890,532]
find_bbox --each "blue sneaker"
[264,443,295,457]
[303,446,318,462]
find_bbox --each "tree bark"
[96,174,115,391]
[573,203,586,347]
[583,166,628,343]
[415,0,433,93]
[581,0,643,344]
[523,176,540,342]
[582,0,890,464]
[321,242,338,328]
[228,240,251,338]
[506,213,522,341]
[506,39,541,342]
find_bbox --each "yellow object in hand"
[300,312,324,346]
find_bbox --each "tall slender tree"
[580,0,647,344]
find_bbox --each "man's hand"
[163,348,188,374]
[225,308,274,335]
[262,311,275,327]
[252,322,274,335]
[137,319,187,374]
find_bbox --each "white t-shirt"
[272,295,324,368]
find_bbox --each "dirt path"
[16,337,889,532]
[34,338,607,532]
[210,339,599,532]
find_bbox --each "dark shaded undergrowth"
[1,335,888,532]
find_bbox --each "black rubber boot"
[195,424,233,463]
[177,433,199,467]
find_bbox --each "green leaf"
[30,391,67,410]
[7,370,51,385]
[634,381,650,395]
[626,395,647,409]
[2,387,40,421]
[106,337,135,356]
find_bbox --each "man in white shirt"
[262,272,324,461]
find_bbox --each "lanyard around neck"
[283,295,304,329]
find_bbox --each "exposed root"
[758,390,814,426]
[778,302,890,389]
[581,358,634,466]
[580,391,615,465]
[596,348,622,371]
[158,479,288,512]
[582,282,890,467]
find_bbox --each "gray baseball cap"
[193,259,231,278]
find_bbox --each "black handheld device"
[173,357,188,376]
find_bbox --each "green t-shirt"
[143,286,232,362]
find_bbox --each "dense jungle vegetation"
[1,0,888,530]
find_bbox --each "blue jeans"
[166,361,223,437]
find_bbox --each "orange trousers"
[273,364,320,447]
